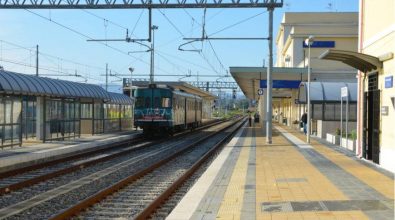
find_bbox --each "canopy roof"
[230,67,308,100]
[319,49,382,73]
[0,70,110,100]
[108,92,134,105]
[298,82,357,104]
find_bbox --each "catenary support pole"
[266,3,274,144]
[36,45,39,77]
[105,63,108,91]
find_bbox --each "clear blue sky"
[0,0,358,92]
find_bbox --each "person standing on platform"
[248,112,252,127]
[301,112,307,135]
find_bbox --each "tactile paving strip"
[275,178,307,183]
[261,200,390,213]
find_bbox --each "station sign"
[385,76,393,88]
[303,41,335,48]
[341,87,348,98]
[381,106,389,116]
[260,80,301,89]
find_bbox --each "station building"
[231,12,360,140]
[123,80,216,119]
[274,12,359,134]
[0,70,134,148]
[320,0,395,172]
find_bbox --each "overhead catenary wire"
[158,9,223,75]
[0,39,105,82]
[24,9,175,76]
[208,11,267,36]
[82,9,129,30]
[182,9,227,75]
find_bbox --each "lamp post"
[305,35,314,143]
[128,67,134,97]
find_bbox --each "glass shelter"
[0,70,134,148]
[297,82,357,138]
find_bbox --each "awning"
[319,49,382,73]
[298,82,357,104]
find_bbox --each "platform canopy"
[108,92,134,105]
[298,82,357,104]
[130,81,217,100]
[0,70,110,100]
[229,67,308,100]
[319,49,382,73]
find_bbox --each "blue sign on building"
[385,76,393,88]
[303,41,335,48]
[260,80,301,89]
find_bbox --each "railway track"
[0,118,231,219]
[51,118,245,220]
[0,119,222,199]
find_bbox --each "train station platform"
[168,123,394,220]
[0,130,140,172]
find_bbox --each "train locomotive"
[134,84,203,135]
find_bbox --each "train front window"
[162,98,171,108]
[154,97,160,108]
[136,97,144,108]
[145,97,151,108]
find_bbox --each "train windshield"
[135,97,144,108]
[154,97,160,108]
[145,97,151,108]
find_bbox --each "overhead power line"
[82,9,129,30]
[208,11,266,36]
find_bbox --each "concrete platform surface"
[0,130,140,172]
[168,123,394,220]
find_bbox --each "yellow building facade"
[320,0,394,172]
[359,0,394,171]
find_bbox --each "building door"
[363,73,380,164]
[22,98,36,140]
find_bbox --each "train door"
[193,98,196,126]
[144,88,153,113]
[184,98,188,129]
[363,73,380,164]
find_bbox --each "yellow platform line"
[254,127,370,220]
[278,125,394,200]
[216,127,252,220]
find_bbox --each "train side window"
[145,97,151,108]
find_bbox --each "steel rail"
[135,118,246,219]
[0,139,148,196]
[0,134,144,179]
[49,117,242,220]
